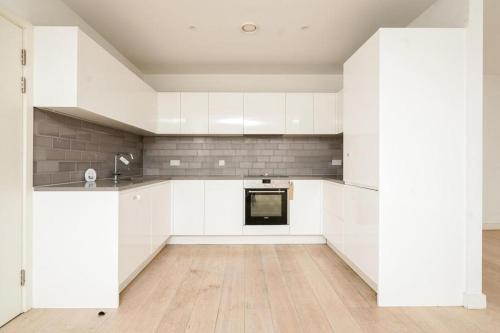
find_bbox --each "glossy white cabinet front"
[150,182,172,249]
[286,93,314,134]
[119,189,152,284]
[204,180,244,235]
[209,93,244,134]
[243,93,286,134]
[343,185,378,284]
[180,93,209,134]
[313,93,338,135]
[323,181,344,251]
[289,180,323,235]
[172,180,205,235]
[157,92,181,134]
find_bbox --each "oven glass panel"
[251,194,282,217]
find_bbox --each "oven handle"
[247,190,286,193]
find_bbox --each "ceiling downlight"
[241,23,257,33]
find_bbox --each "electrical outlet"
[170,160,180,166]
[218,160,225,167]
[331,159,342,166]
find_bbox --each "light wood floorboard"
[2,231,500,333]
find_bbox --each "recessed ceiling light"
[300,25,310,31]
[241,23,257,33]
[188,25,197,31]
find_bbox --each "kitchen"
[1,0,499,332]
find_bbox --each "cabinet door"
[119,189,151,284]
[157,92,181,134]
[343,33,379,189]
[336,90,343,133]
[289,180,323,235]
[313,93,337,134]
[343,185,378,284]
[180,93,209,134]
[286,93,314,134]
[150,182,172,251]
[323,181,344,251]
[172,180,205,235]
[209,93,243,134]
[244,93,285,134]
[205,180,244,235]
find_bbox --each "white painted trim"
[463,292,487,309]
[167,235,326,245]
[483,222,500,230]
[326,240,378,292]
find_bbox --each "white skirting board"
[167,235,326,245]
[483,222,500,230]
[326,240,378,292]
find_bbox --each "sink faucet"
[112,152,134,183]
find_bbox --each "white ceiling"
[63,0,436,74]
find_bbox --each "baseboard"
[463,292,487,309]
[167,235,327,245]
[483,222,500,230]
[326,240,378,292]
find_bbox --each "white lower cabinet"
[343,185,378,285]
[204,180,244,235]
[119,189,152,284]
[150,182,172,249]
[172,180,205,235]
[323,181,344,251]
[289,180,323,235]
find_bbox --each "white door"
[289,180,323,235]
[157,93,181,134]
[172,180,205,235]
[208,93,244,134]
[313,93,337,134]
[0,15,24,327]
[205,180,244,235]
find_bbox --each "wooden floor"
[2,231,500,333]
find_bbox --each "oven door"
[245,188,288,225]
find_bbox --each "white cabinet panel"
[205,180,244,235]
[289,180,323,235]
[244,93,285,134]
[172,180,205,235]
[119,189,152,284]
[150,183,172,250]
[336,90,343,133]
[209,93,244,134]
[181,93,209,134]
[343,33,379,189]
[286,93,314,134]
[157,93,181,134]
[313,93,338,134]
[323,181,344,251]
[343,185,378,284]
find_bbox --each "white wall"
[0,0,142,77]
[484,75,500,229]
[408,0,468,28]
[144,74,343,93]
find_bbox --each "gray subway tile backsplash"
[33,109,143,186]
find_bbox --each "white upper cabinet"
[343,33,379,189]
[209,93,244,134]
[336,90,343,133]
[157,93,181,134]
[313,93,339,135]
[285,93,314,134]
[33,27,157,133]
[180,93,209,134]
[244,93,286,134]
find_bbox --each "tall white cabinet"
[342,28,468,306]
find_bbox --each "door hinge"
[21,77,26,94]
[21,49,26,66]
[20,269,26,286]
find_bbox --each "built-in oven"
[244,178,290,225]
